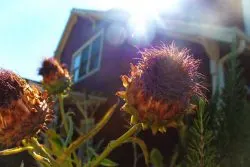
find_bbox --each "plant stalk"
[56,103,118,164]
[0,146,34,156]
[30,138,57,164]
[30,151,52,167]
[59,94,69,133]
[125,137,149,166]
[22,139,59,167]
[90,123,142,167]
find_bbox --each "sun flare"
[112,0,181,44]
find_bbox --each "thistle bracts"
[0,69,54,146]
[117,44,205,134]
[38,58,71,95]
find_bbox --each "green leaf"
[87,147,118,166]
[100,158,119,167]
[150,148,164,167]
[64,114,74,147]
[72,151,82,167]
[56,102,118,164]
[87,147,98,157]
[45,129,65,156]
[94,139,105,151]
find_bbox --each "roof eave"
[54,9,250,61]
[54,11,78,60]
[160,20,250,43]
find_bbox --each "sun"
[114,0,181,42]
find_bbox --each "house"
[54,2,250,166]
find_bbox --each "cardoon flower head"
[38,58,71,95]
[0,69,54,146]
[117,44,205,134]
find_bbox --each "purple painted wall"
[60,15,211,166]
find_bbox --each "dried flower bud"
[117,44,205,134]
[38,58,71,95]
[0,69,54,146]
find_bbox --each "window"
[72,30,104,82]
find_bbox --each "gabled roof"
[71,8,106,19]
[54,8,250,60]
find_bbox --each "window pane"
[73,69,79,82]
[89,36,102,71]
[79,46,90,77]
[73,54,81,69]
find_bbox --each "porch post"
[217,62,225,90]
[242,0,250,36]
[200,39,221,95]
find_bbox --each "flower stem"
[132,139,138,167]
[22,139,58,167]
[56,102,118,164]
[59,94,69,133]
[125,137,149,166]
[30,151,52,167]
[90,124,142,167]
[0,146,33,156]
[170,122,187,167]
[30,138,56,164]
[170,146,179,167]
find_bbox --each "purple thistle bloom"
[137,44,205,104]
[117,44,206,134]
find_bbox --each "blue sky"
[0,0,114,81]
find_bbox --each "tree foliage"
[186,99,216,167]
[209,40,250,166]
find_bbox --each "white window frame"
[71,29,104,83]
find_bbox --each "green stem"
[90,124,142,167]
[56,103,118,164]
[125,137,149,166]
[132,140,138,167]
[170,122,187,167]
[170,146,179,167]
[59,94,69,133]
[30,138,57,164]
[30,151,52,167]
[22,139,58,167]
[0,146,34,156]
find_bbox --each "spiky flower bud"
[0,69,54,146]
[117,44,205,134]
[38,58,71,95]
